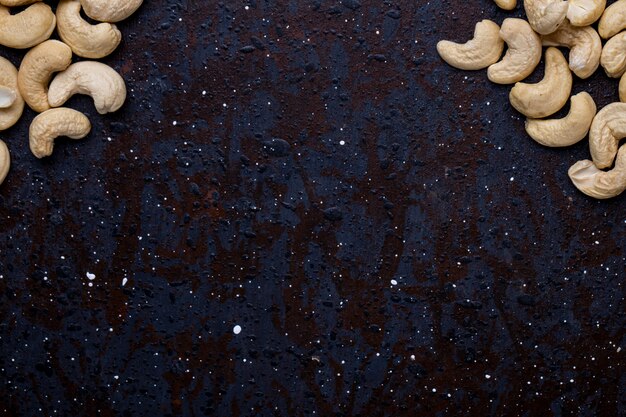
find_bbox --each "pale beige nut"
[29,108,91,158]
[567,0,606,26]
[0,0,42,5]
[0,3,55,49]
[0,86,15,109]
[18,40,73,113]
[57,0,122,59]
[509,47,572,118]
[620,72,626,102]
[487,18,542,84]
[80,0,143,22]
[49,62,126,114]
[600,31,626,78]
[495,0,517,11]
[542,20,602,79]
[524,0,569,35]
[588,102,626,169]
[436,20,504,70]
[0,56,24,131]
[598,0,626,39]
[569,144,626,198]
[0,139,8,186]
[525,92,596,146]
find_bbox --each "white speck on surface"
[233,325,242,335]
[390,279,398,286]
[122,278,128,286]
[485,374,491,379]
[114,375,119,380]
[339,140,345,146]
[86,272,96,280]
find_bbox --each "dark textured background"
[1,0,625,416]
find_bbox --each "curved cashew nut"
[18,40,72,113]
[0,139,9,186]
[29,108,91,158]
[525,92,596,146]
[542,20,602,79]
[509,47,572,118]
[495,0,517,11]
[598,0,626,39]
[588,102,626,169]
[524,0,568,35]
[567,0,606,26]
[0,56,24,131]
[57,0,122,59]
[436,20,504,70]
[600,31,626,78]
[487,18,542,84]
[0,3,56,49]
[49,62,126,114]
[569,144,626,199]
[79,0,143,22]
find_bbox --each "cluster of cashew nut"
[0,0,142,187]
[437,0,626,199]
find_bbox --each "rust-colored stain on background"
[0,1,624,416]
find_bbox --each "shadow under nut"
[0,3,56,49]
[18,40,72,113]
[57,0,122,59]
[29,108,91,158]
[0,56,24,131]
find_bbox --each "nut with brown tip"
[487,18,542,84]
[0,139,9,186]
[18,40,73,113]
[600,32,626,78]
[525,92,596,147]
[588,102,626,169]
[567,0,605,26]
[0,3,56,49]
[509,47,572,118]
[542,20,602,79]
[0,56,24,131]
[29,108,91,158]
[437,20,504,70]
[569,144,626,199]
[49,62,127,114]
[80,0,143,22]
[524,0,569,35]
[598,0,626,39]
[57,0,122,59]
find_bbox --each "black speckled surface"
[1,1,625,416]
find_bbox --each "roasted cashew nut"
[29,108,91,158]
[49,62,127,114]
[600,32,626,78]
[0,3,56,49]
[525,92,596,146]
[495,0,517,11]
[0,139,9,186]
[0,56,24,131]
[509,47,572,118]
[524,0,568,35]
[569,144,626,198]
[80,0,143,22]
[567,0,606,26]
[437,20,504,70]
[542,20,602,79]
[488,18,542,84]
[18,40,72,113]
[598,0,626,39]
[588,102,626,169]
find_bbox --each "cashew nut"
[0,86,15,109]
[0,139,9,186]
[509,47,572,118]
[0,0,42,5]
[0,3,56,49]
[0,56,24,131]
[588,102,626,169]
[495,0,517,11]
[620,72,626,102]
[436,20,504,70]
[29,108,91,158]
[57,0,122,59]
[567,0,605,26]
[80,0,143,23]
[524,0,569,35]
[541,20,601,79]
[569,144,626,198]
[48,62,126,114]
[598,0,626,39]
[18,40,72,113]
[600,31,626,78]
[525,92,596,146]
[487,18,542,84]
